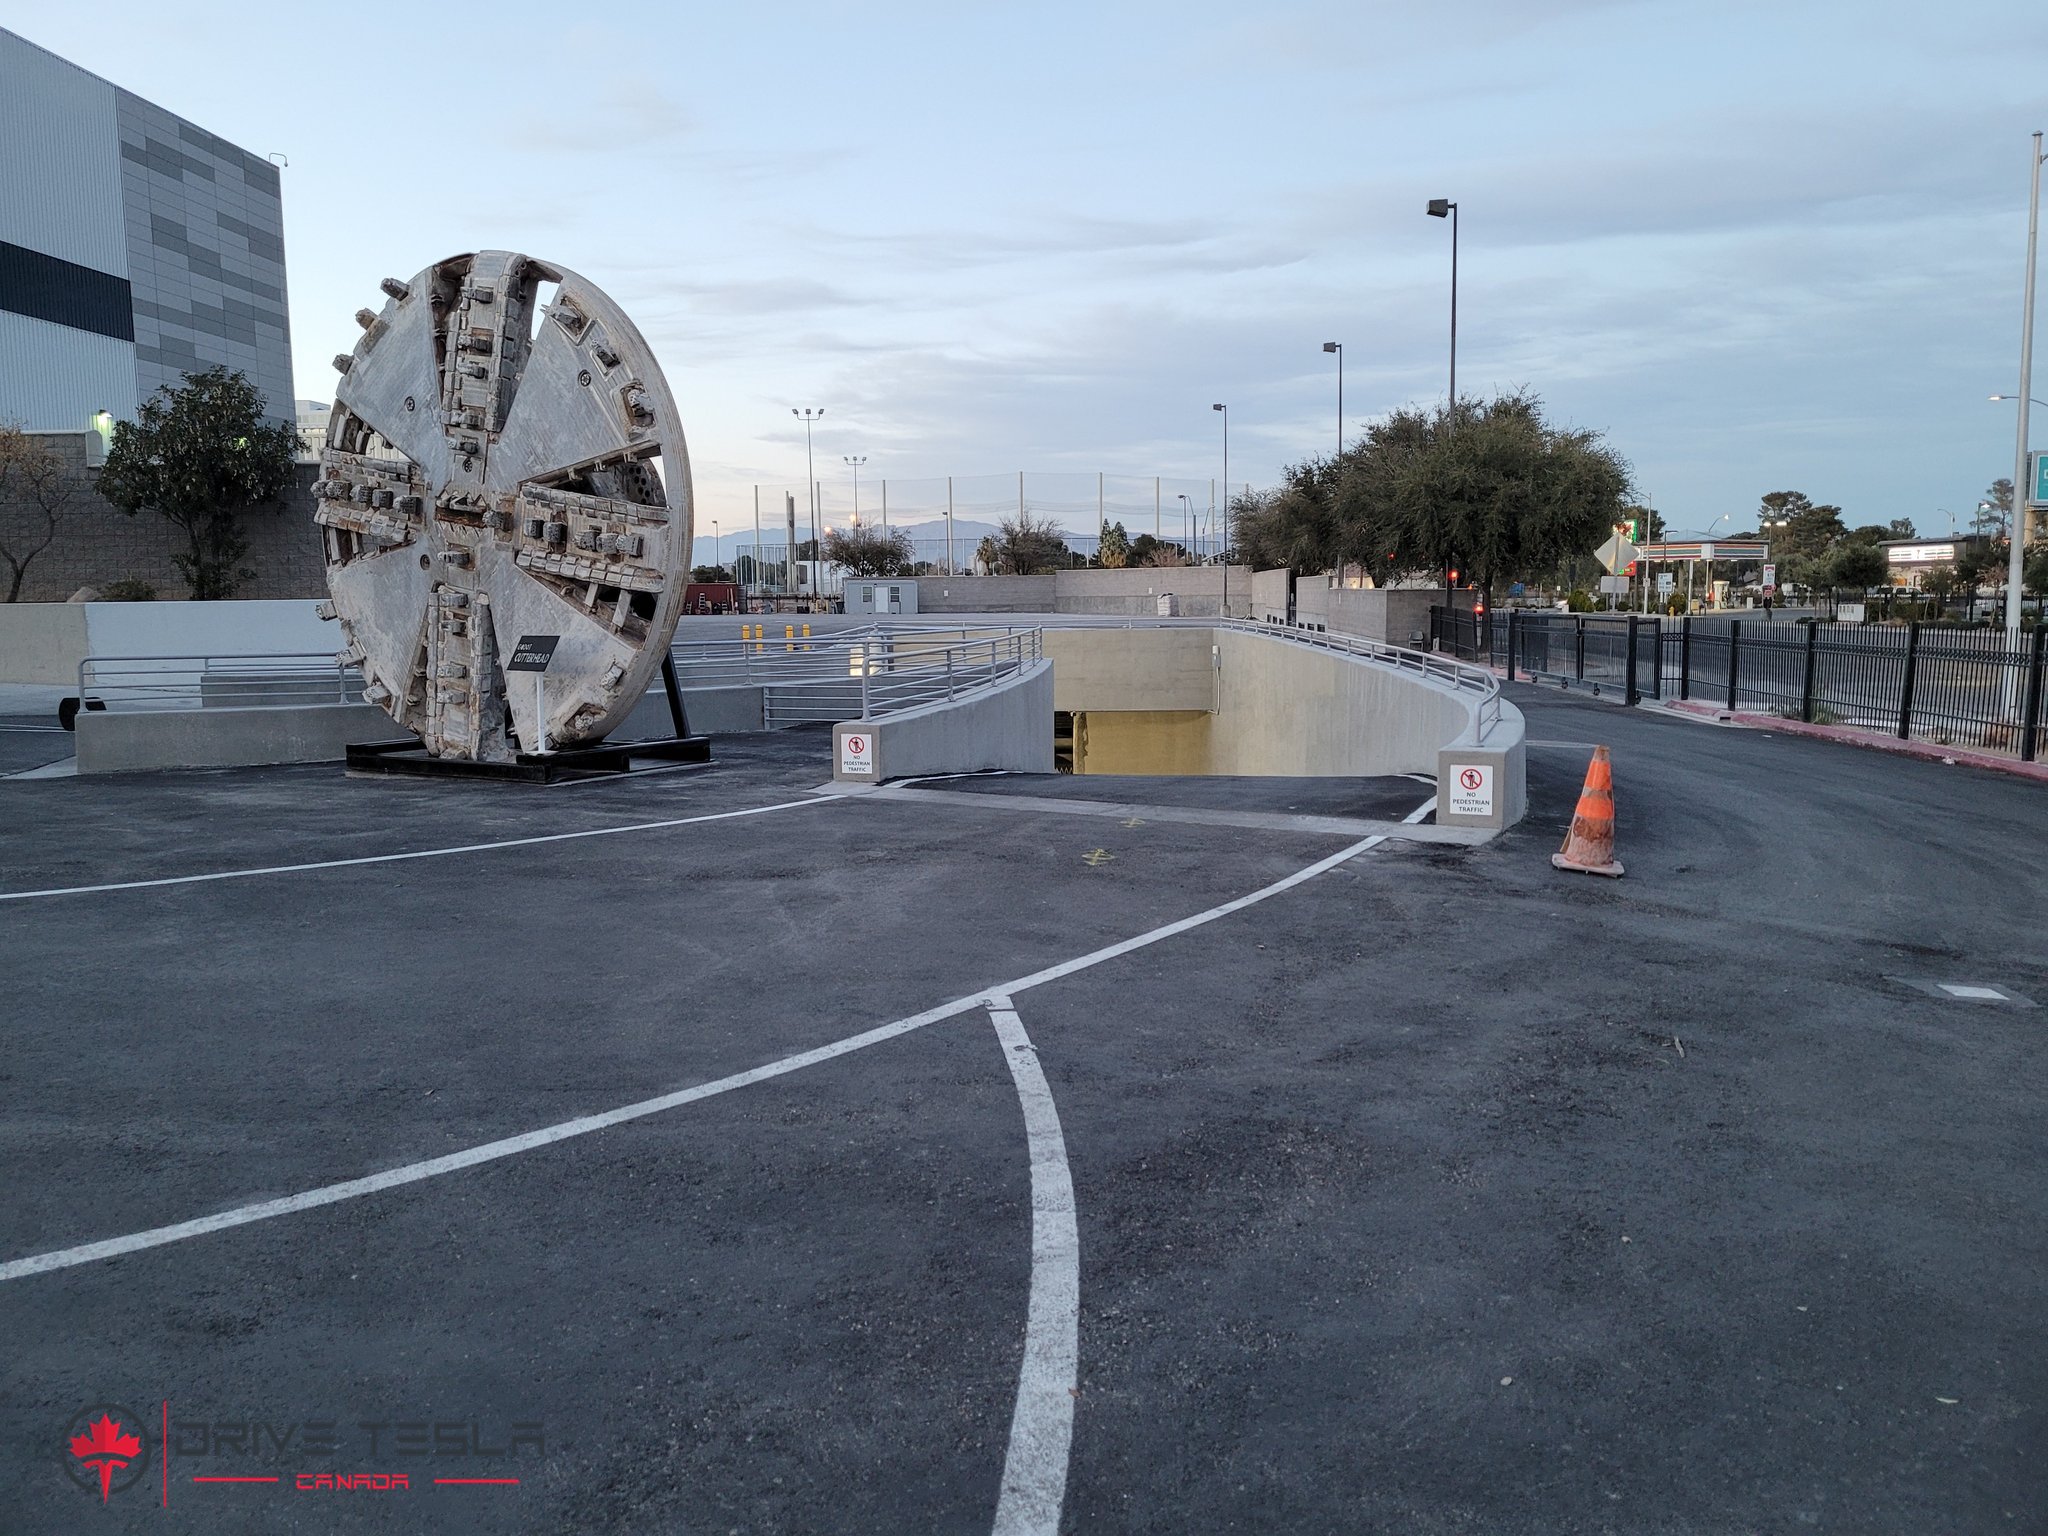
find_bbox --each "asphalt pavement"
[1,689,2043,1533]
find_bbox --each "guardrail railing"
[1134,615,1504,741]
[78,653,365,712]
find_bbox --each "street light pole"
[791,407,823,594]
[1322,341,1342,456]
[1426,199,1458,426]
[1211,404,1228,564]
[843,455,866,527]
[2007,132,2044,644]
[1176,493,1193,555]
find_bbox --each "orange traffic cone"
[1552,746,1624,878]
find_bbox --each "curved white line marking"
[0,796,1436,1283]
[0,796,833,903]
[987,996,1079,1536]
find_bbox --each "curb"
[1658,700,2048,784]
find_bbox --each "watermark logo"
[63,1404,153,1504]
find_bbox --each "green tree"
[1234,459,1345,575]
[97,368,298,599]
[1097,520,1131,569]
[1830,542,1889,592]
[1381,393,1632,596]
[1127,532,1189,567]
[823,523,914,576]
[1975,478,2013,539]
[0,424,77,602]
[2025,542,2048,596]
[991,511,1070,574]
[689,564,735,583]
[1757,491,1846,566]
[1886,517,1916,540]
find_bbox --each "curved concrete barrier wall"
[832,659,1053,783]
[1043,625,1526,832]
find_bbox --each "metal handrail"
[78,652,365,711]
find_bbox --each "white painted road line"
[0,794,1436,1283]
[0,796,836,903]
[987,996,1080,1536]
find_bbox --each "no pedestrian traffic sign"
[1448,763,1494,818]
[839,731,874,776]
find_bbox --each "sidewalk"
[1652,697,2048,784]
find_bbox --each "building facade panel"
[0,30,127,275]
[0,312,137,426]
[1,26,292,429]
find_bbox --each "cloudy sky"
[18,1,2047,540]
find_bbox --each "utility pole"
[791,407,823,597]
[1323,342,1343,455]
[2007,131,2043,649]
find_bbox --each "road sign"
[839,730,874,776]
[1762,563,1777,588]
[1448,764,1495,818]
[506,634,560,673]
[1598,575,1629,595]
[1595,531,1641,573]
[1657,573,1674,594]
[2032,450,2048,507]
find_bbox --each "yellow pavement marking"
[1081,848,1116,867]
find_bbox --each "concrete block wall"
[1251,567,1291,625]
[912,567,1255,617]
[2,433,324,601]
[1325,587,1474,649]
[832,658,1053,782]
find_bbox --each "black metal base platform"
[345,734,711,783]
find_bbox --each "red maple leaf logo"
[69,1412,142,1504]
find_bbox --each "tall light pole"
[1211,403,1228,564]
[1176,492,1193,554]
[2005,132,2044,644]
[1426,199,1458,426]
[843,454,866,527]
[791,407,823,576]
[1322,341,1342,456]
[711,519,719,576]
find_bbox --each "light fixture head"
[1426,198,1454,218]
[1212,403,1224,412]
[1322,341,1339,353]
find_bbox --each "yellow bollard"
[801,622,812,652]
[785,623,795,654]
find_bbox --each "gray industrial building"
[0,26,293,433]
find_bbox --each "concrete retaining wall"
[913,567,1254,617]
[915,575,1057,612]
[1042,627,1214,713]
[2,434,326,602]
[0,602,89,684]
[1252,568,1291,626]
[1034,624,1527,831]
[833,658,1053,783]
[0,598,333,685]
[1326,587,1473,648]
[614,684,766,737]
[75,702,393,774]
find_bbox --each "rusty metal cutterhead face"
[313,251,691,760]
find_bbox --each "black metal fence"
[1430,607,2048,761]
[1658,618,2046,760]
[1430,608,1662,704]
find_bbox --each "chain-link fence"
[725,472,1254,587]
